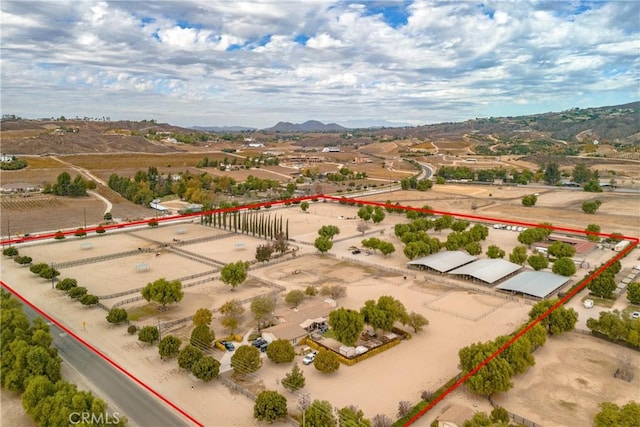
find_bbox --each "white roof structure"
[449,259,521,284]
[407,251,476,273]
[496,271,570,299]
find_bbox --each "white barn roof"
[496,271,570,299]
[407,251,476,273]
[449,259,521,284]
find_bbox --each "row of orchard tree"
[201,208,289,241]
[1,291,126,426]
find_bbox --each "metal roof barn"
[496,271,570,299]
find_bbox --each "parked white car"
[583,299,594,309]
[302,351,318,365]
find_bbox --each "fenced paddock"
[21,233,153,264]
[60,252,213,296]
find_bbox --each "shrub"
[313,350,340,373]
[138,325,159,344]
[266,339,295,364]
[3,246,18,257]
[127,325,138,335]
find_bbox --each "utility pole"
[50,262,55,289]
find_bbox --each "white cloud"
[0,0,638,128]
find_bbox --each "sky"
[1,1,638,129]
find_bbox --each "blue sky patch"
[294,34,310,45]
[359,1,411,28]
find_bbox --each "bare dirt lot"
[492,333,640,427]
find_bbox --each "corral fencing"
[109,274,219,309]
[488,396,542,427]
[166,246,223,267]
[340,255,408,276]
[97,270,218,300]
[172,232,236,246]
[218,376,256,401]
[55,248,153,269]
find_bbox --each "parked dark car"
[352,249,361,255]
[252,338,268,352]
[221,340,235,351]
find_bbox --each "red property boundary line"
[1,194,638,426]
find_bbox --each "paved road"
[20,303,193,427]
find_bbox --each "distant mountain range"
[262,120,348,132]
[192,119,416,132]
[191,125,257,132]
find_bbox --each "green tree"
[458,341,514,396]
[177,345,203,370]
[371,207,385,224]
[339,406,371,427]
[314,236,333,254]
[547,241,576,258]
[544,162,561,185]
[285,290,305,308]
[3,246,18,256]
[486,245,505,259]
[158,335,181,359]
[300,201,310,212]
[508,246,528,265]
[255,244,274,263]
[451,220,470,232]
[56,278,78,291]
[318,225,340,240]
[528,299,578,335]
[361,296,408,332]
[552,257,577,276]
[220,261,249,290]
[13,255,32,265]
[251,296,275,329]
[314,349,340,373]
[266,339,295,364]
[582,200,602,214]
[141,278,184,307]
[464,241,482,255]
[254,390,288,422]
[231,345,262,375]
[594,402,640,427]
[406,312,429,333]
[527,253,549,271]
[67,286,87,299]
[190,324,214,349]
[80,294,99,306]
[588,272,617,299]
[572,163,592,184]
[138,326,159,344]
[282,363,305,392]
[627,282,640,305]
[305,286,318,297]
[328,308,364,346]
[191,356,220,381]
[521,194,537,207]
[358,206,373,221]
[303,400,337,427]
[193,308,213,326]
[584,179,603,192]
[585,224,602,242]
[491,407,510,424]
